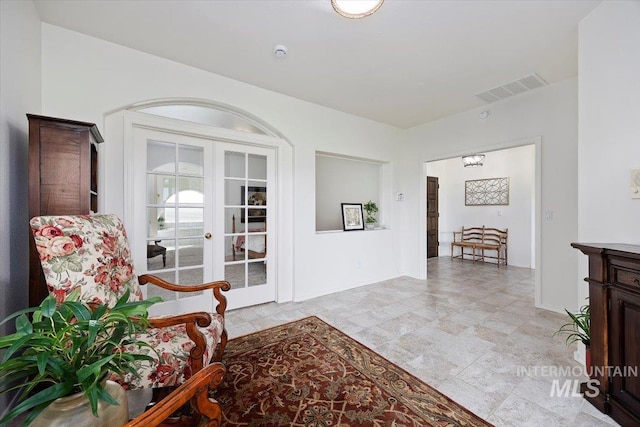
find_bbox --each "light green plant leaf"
[86,385,100,417]
[43,356,70,378]
[0,333,18,349]
[554,302,590,346]
[77,354,115,383]
[2,334,34,362]
[0,305,38,327]
[40,296,58,318]
[93,304,108,319]
[115,289,131,307]
[95,384,119,406]
[0,381,74,426]
[36,353,48,376]
[15,314,33,335]
[87,319,100,346]
[65,300,92,321]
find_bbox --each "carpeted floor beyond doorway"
[214,316,493,426]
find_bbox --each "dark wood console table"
[572,243,640,427]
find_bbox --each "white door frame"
[104,109,294,308]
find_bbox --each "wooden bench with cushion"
[451,225,508,267]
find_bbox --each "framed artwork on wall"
[341,203,364,231]
[241,186,266,223]
[465,177,509,206]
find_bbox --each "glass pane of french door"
[134,127,214,315]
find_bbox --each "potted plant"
[363,200,379,230]
[0,290,161,426]
[554,301,591,372]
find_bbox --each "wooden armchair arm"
[139,275,230,317]
[139,275,231,293]
[148,312,212,329]
[123,362,226,427]
[452,230,462,242]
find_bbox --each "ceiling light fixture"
[462,154,485,167]
[331,0,384,19]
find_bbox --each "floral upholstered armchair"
[29,214,230,392]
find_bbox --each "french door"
[132,127,275,315]
[217,142,275,310]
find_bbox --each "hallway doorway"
[425,144,536,269]
[427,176,439,258]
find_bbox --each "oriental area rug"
[213,316,492,427]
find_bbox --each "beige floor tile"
[437,378,505,420]
[488,394,574,426]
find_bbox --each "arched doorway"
[104,99,293,312]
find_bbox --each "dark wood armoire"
[28,114,103,307]
[572,243,640,427]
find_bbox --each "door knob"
[204,233,212,239]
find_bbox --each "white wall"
[41,24,403,304]
[427,144,535,268]
[401,79,578,313]
[316,154,382,231]
[577,2,640,302]
[0,0,41,333]
[0,0,41,414]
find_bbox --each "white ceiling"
[33,0,600,129]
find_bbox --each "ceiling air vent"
[475,73,547,103]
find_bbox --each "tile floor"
[225,257,619,426]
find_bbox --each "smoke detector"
[273,44,288,58]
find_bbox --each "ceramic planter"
[30,380,128,427]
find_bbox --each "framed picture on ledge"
[341,203,364,231]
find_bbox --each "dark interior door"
[427,176,439,258]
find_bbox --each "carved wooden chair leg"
[125,363,226,427]
[212,330,228,363]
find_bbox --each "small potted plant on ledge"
[363,200,379,230]
[0,290,161,427]
[554,301,591,373]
